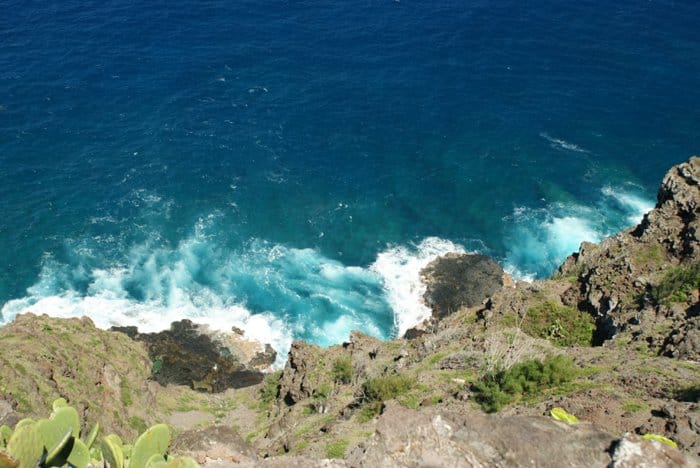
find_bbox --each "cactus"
[145,453,167,466]
[51,398,68,411]
[0,424,13,447]
[82,422,99,450]
[0,400,199,468]
[42,427,72,466]
[66,438,90,468]
[6,422,43,468]
[12,420,34,432]
[101,434,124,468]
[130,424,171,468]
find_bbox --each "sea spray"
[370,237,466,336]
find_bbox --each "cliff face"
[558,156,699,357]
[0,313,157,439]
[1,158,699,467]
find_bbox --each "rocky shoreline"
[1,158,699,466]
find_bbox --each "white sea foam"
[371,237,465,337]
[504,184,654,279]
[601,185,654,224]
[1,218,399,367]
[1,265,293,368]
[504,204,602,279]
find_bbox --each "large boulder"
[421,253,504,319]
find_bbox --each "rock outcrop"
[421,253,505,319]
[112,320,273,392]
[557,156,700,353]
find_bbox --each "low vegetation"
[358,374,416,420]
[651,262,700,305]
[325,439,349,459]
[332,357,354,384]
[260,371,282,404]
[521,301,595,347]
[471,355,579,412]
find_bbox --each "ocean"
[1,0,699,365]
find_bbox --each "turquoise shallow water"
[1,1,699,363]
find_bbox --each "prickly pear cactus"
[641,433,678,448]
[52,398,68,411]
[101,434,125,468]
[145,452,167,467]
[82,422,99,449]
[66,438,90,468]
[130,424,171,468]
[6,422,43,467]
[0,424,13,447]
[550,407,580,424]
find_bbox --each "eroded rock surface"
[421,253,505,318]
[112,320,270,392]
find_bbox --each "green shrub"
[359,374,415,419]
[652,263,700,305]
[332,357,353,384]
[325,439,348,459]
[261,371,282,404]
[362,375,414,402]
[472,355,578,412]
[522,301,594,346]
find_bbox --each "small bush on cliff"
[325,439,349,459]
[652,263,700,305]
[261,371,282,404]
[358,374,415,420]
[332,356,353,384]
[522,301,594,347]
[472,354,578,412]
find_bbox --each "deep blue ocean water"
[2,0,699,363]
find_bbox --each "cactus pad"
[130,424,171,468]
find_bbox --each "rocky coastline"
[1,158,699,466]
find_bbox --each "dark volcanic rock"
[112,320,264,392]
[421,253,504,318]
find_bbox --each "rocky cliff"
[1,158,698,467]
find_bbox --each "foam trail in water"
[539,132,589,153]
[371,237,465,336]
